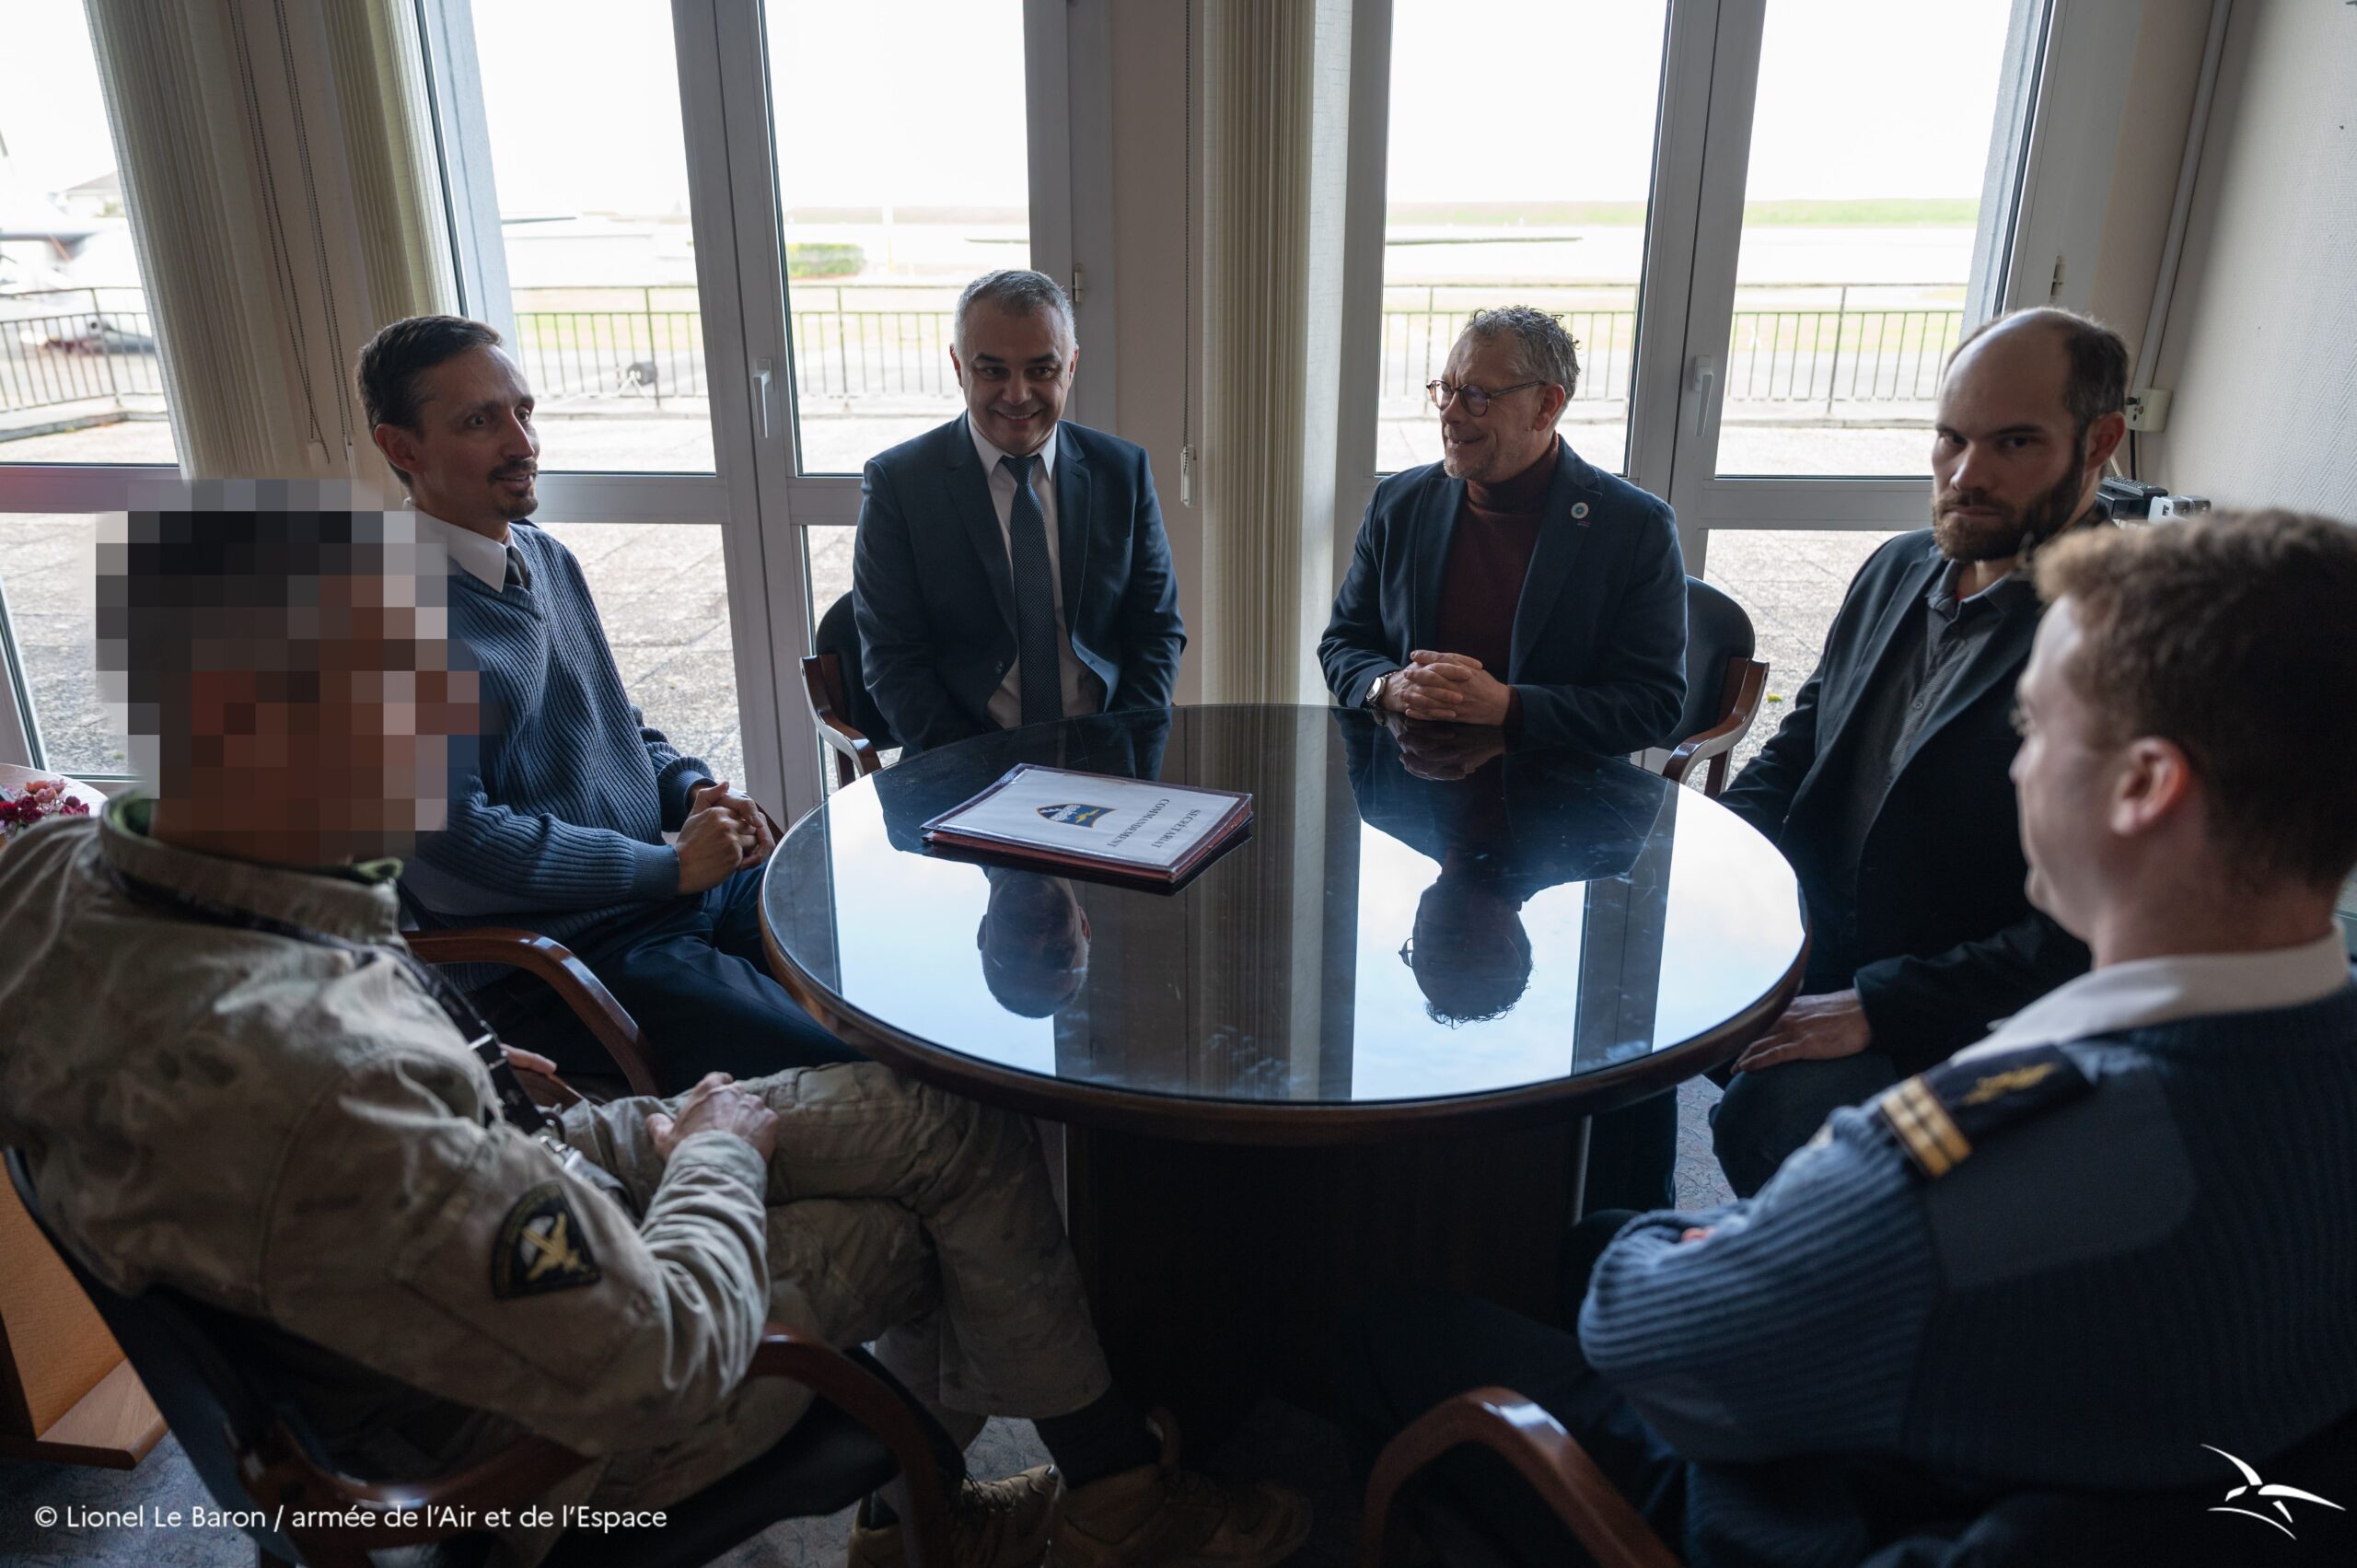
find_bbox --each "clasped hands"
[676,777,776,894]
[1381,649,1514,727]
[493,1054,778,1163]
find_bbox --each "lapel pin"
[1570,501,1590,521]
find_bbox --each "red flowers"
[0,777,91,842]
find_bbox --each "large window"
[763,0,1031,479]
[1378,1,1669,478]
[0,4,176,778]
[1709,0,2022,478]
[0,6,174,470]
[461,0,722,474]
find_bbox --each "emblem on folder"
[1038,803,1114,828]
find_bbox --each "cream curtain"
[324,0,461,328]
[1199,0,1357,703]
[85,0,455,482]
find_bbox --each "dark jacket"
[853,414,1186,755]
[1340,716,1661,895]
[1720,528,2090,1073]
[1317,442,1688,755]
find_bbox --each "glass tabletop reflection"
[762,704,1805,1115]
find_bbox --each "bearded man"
[1706,308,2127,1195]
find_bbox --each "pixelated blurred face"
[951,303,1075,459]
[384,344,540,534]
[2009,598,2111,935]
[1931,326,2086,562]
[178,577,480,864]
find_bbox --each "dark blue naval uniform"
[1339,981,2357,1566]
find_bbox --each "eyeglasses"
[1426,379,1547,416]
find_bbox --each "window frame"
[1656,0,2061,568]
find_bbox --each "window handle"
[753,359,774,440]
[1689,356,1715,438]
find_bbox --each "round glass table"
[760,704,1807,1428]
[761,703,1805,1139]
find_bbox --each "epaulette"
[1873,1043,2094,1180]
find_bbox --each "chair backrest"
[1671,576,1758,746]
[813,591,895,749]
[6,1148,307,1564]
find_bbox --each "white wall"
[2145,0,2357,517]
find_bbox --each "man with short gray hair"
[1319,306,1687,754]
[1318,307,1689,1213]
[855,269,1186,755]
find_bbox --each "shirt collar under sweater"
[1954,929,2351,1064]
[413,508,514,593]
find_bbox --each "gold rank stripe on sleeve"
[1878,1075,1975,1179]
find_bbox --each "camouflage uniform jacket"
[0,802,774,1474]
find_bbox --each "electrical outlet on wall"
[2124,388,2173,432]
[2151,494,2212,521]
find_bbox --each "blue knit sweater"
[401,523,709,955]
[1580,982,2357,1562]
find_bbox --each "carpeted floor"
[0,1078,1734,1566]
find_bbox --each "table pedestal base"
[1062,1117,1589,1442]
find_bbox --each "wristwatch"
[1364,671,1394,711]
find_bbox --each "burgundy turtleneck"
[1434,438,1558,727]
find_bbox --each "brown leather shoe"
[1045,1411,1311,1567]
[846,1464,1060,1568]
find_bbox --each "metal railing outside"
[1376,285,1962,412]
[0,289,163,417]
[0,282,1967,423]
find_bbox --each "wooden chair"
[1359,1384,2357,1567]
[401,787,792,1103]
[1655,577,1770,798]
[402,926,663,1098]
[8,1147,953,1568]
[1356,1387,1680,1568]
[802,591,897,788]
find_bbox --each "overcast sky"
[3,0,2014,219]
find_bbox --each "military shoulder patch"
[1873,1044,2094,1180]
[491,1181,602,1299]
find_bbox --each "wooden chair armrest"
[803,652,884,783]
[816,712,883,774]
[1663,657,1769,796]
[1357,1387,1681,1568]
[403,927,663,1098]
[744,1324,952,1566]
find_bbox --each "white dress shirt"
[969,422,1103,728]
[412,509,513,594]
[1952,929,2352,1064]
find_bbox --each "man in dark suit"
[1318,306,1687,756]
[854,270,1186,756]
[1709,306,2127,1194]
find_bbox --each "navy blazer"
[853,414,1186,756]
[1720,528,2092,1072]
[1317,442,1687,755]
